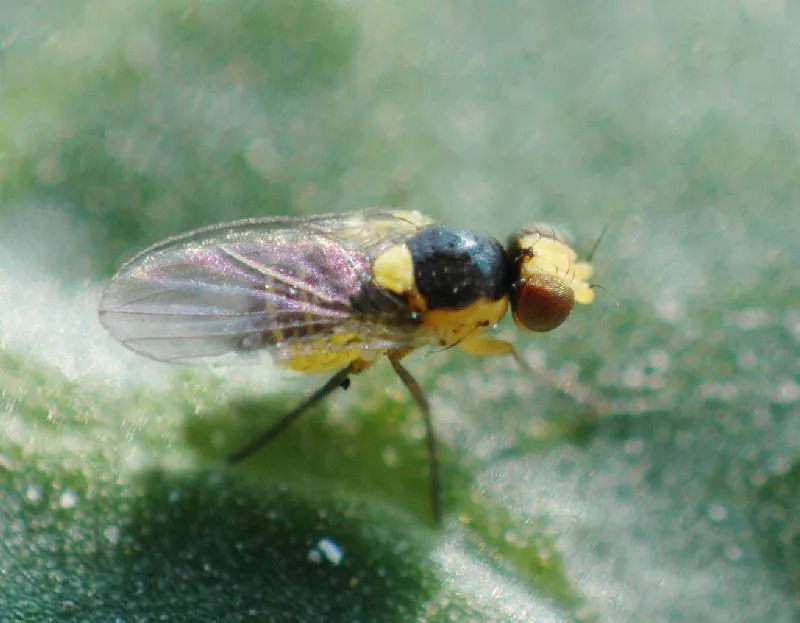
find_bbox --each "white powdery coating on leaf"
[308,537,344,566]
[0,207,289,395]
[474,452,797,623]
[432,534,570,623]
[0,209,172,388]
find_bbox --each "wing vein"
[218,244,341,306]
[100,209,428,364]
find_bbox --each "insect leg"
[388,357,442,524]
[457,334,529,375]
[458,334,514,357]
[228,363,356,464]
[460,335,612,414]
[510,347,612,414]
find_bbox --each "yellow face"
[511,227,595,332]
[516,232,595,304]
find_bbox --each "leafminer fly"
[99,209,596,522]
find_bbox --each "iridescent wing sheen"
[99,209,433,364]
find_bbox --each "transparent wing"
[99,209,433,364]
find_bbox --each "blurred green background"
[1,1,798,621]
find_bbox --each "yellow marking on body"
[372,243,429,311]
[422,296,508,348]
[282,332,369,373]
[458,334,514,356]
[372,244,415,294]
[518,234,596,304]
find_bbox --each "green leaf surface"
[1,1,798,621]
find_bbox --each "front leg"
[458,334,531,371]
[459,334,610,413]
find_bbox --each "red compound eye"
[512,274,575,332]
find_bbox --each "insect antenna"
[586,223,609,262]
[388,357,442,524]
[587,283,617,308]
[228,363,356,464]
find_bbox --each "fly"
[99,209,597,523]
